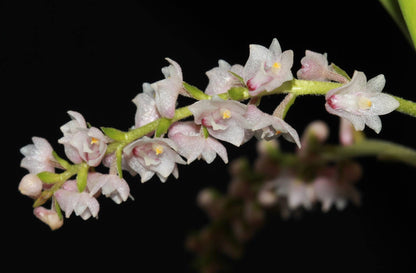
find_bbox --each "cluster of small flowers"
[298,50,399,133]
[19,112,130,230]
[186,119,362,273]
[18,37,399,229]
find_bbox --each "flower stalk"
[392,95,416,118]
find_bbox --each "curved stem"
[322,139,416,166]
[392,95,416,118]
[125,106,193,142]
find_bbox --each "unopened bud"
[305,120,329,143]
[339,118,354,146]
[258,189,278,207]
[297,50,329,81]
[33,207,63,230]
[18,174,43,199]
[197,188,217,209]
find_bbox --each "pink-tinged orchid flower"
[188,97,252,147]
[54,180,99,220]
[296,50,348,83]
[123,137,186,183]
[325,71,399,133]
[151,58,185,119]
[243,38,293,96]
[20,137,54,174]
[33,207,63,230]
[244,105,301,147]
[273,172,315,210]
[87,172,130,204]
[132,83,161,128]
[58,111,108,167]
[168,121,228,164]
[205,60,244,96]
[312,166,361,212]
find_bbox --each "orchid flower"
[244,105,301,147]
[273,172,315,210]
[243,38,293,96]
[123,136,186,183]
[188,97,252,146]
[150,58,186,119]
[87,172,130,204]
[54,180,100,220]
[168,121,228,164]
[312,165,361,212]
[33,207,63,230]
[58,111,108,167]
[20,137,55,174]
[296,50,348,83]
[325,71,399,133]
[205,60,244,96]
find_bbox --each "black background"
[2,1,416,272]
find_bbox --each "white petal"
[364,115,382,133]
[269,38,282,57]
[366,74,385,93]
[132,90,160,128]
[369,93,399,115]
[206,138,228,164]
[208,121,246,146]
[325,103,365,131]
[152,78,179,119]
[243,44,270,82]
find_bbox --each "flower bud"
[339,118,355,146]
[196,188,217,209]
[297,50,329,81]
[258,189,278,207]
[18,174,43,199]
[33,207,63,230]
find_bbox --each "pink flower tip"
[18,174,43,199]
[33,207,63,230]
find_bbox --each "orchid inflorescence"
[18,38,416,231]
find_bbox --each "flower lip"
[327,95,339,109]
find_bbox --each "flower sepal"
[52,151,72,169]
[33,189,54,208]
[101,127,128,142]
[183,82,210,100]
[330,63,351,81]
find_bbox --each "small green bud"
[227,86,250,101]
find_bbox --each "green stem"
[125,106,192,142]
[33,164,81,207]
[322,139,416,166]
[392,95,416,118]
[275,79,343,96]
